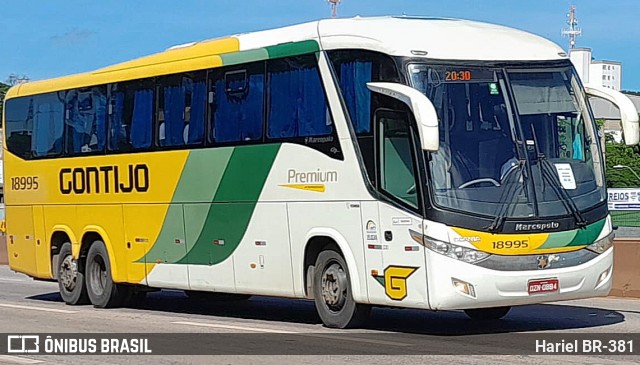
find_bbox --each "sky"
[1,0,639,90]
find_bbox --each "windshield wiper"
[486,160,526,233]
[530,126,587,228]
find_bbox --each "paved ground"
[0,236,7,265]
[0,266,639,364]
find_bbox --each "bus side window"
[156,72,206,148]
[328,50,401,187]
[210,62,265,143]
[267,55,332,139]
[5,96,35,159]
[32,93,64,158]
[64,87,107,155]
[108,80,155,152]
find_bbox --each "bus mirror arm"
[585,84,639,146]
[366,82,440,151]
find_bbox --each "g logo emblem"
[373,266,418,300]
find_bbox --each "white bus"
[4,16,638,328]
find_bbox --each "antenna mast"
[6,74,30,85]
[561,5,582,49]
[328,0,341,18]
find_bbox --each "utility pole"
[561,5,582,49]
[6,74,30,86]
[327,0,341,18]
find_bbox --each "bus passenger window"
[5,97,35,159]
[108,80,154,152]
[64,87,107,154]
[337,60,372,134]
[5,94,64,159]
[210,64,264,143]
[267,55,332,139]
[32,93,64,157]
[157,72,206,147]
[328,50,401,185]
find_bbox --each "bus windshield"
[409,63,606,219]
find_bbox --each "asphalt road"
[0,266,639,364]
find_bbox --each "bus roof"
[6,16,566,99]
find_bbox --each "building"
[563,6,636,145]
[569,48,622,90]
[590,60,622,91]
[569,48,636,143]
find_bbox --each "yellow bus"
[4,16,638,328]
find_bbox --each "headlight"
[410,230,490,264]
[586,232,614,254]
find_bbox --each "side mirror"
[366,82,439,151]
[585,84,639,146]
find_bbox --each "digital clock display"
[443,69,495,83]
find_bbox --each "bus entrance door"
[376,203,429,308]
[369,108,429,307]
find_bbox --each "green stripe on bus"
[538,218,606,249]
[567,218,606,246]
[220,49,270,66]
[145,204,188,263]
[537,229,578,249]
[213,144,280,202]
[174,148,235,203]
[178,144,281,265]
[139,148,234,264]
[265,40,320,59]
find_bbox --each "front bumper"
[426,247,613,310]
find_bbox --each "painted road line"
[0,355,44,364]
[171,321,298,334]
[0,303,78,314]
[0,278,27,282]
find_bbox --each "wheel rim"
[89,254,108,296]
[59,255,78,292]
[321,262,348,312]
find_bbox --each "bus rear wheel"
[85,240,131,308]
[313,250,370,328]
[464,306,511,320]
[57,242,89,305]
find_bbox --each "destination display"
[443,68,496,83]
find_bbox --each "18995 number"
[11,176,39,191]
[492,240,529,249]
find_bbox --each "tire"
[185,290,251,302]
[464,306,511,320]
[313,250,370,328]
[57,242,89,305]
[85,240,131,308]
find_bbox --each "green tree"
[605,143,640,187]
[602,117,640,188]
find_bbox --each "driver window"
[377,110,419,208]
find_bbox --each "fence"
[610,210,640,227]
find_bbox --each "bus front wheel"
[464,306,511,320]
[57,242,89,305]
[313,250,370,328]
[85,240,130,308]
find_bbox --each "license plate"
[528,278,559,294]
